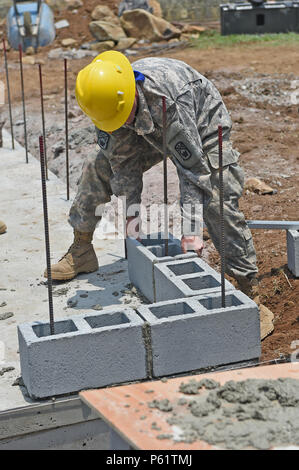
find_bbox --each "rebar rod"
[3,39,14,149]
[39,135,55,335]
[162,96,168,256]
[218,125,226,308]
[18,45,28,163]
[38,64,48,179]
[64,59,70,200]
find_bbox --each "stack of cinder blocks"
[127,234,261,377]
[126,234,196,302]
[18,234,261,399]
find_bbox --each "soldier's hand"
[126,216,141,241]
[181,235,204,257]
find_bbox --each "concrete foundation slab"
[18,308,147,399]
[138,290,261,377]
[153,258,235,301]
[287,230,299,277]
[126,234,196,302]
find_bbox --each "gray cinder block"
[18,308,147,399]
[138,291,261,377]
[287,230,299,277]
[126,233,196,302]
[154,258,235,301]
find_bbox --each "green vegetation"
[191,30,299,48]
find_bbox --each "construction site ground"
[2,35,298,365]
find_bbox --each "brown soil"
[1,17,298,363]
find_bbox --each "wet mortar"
[147,378,299,450]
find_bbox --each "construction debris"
[89,20,127,43]
[245,177,276,195]
[120,9,181,42]
[91,5,120,24]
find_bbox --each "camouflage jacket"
[96,57,240,218]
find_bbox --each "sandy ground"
[1,34,299,362]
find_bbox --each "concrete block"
[287,230,299,277]
[126,234,196,302]
[18,308,147,399]
[138,290,261,377]
[154,258,235,301]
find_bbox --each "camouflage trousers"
[69,151,258,282]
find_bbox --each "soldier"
[46,51,274,339]
[0,220,7,234]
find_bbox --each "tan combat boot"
[0,220,7,234]
[237,276,274,341]
[44,230,99,281]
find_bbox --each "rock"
[22,56,35,65]
[90,40,114,52]
[118,0,153,17]
[45,0,67,11]
[182,24,206,34]
[54,19,70,29]
[115,37,137,50]
[48,48,97,60]
[120,9,181,42]
[25,46,35,55]
[148,0,162,17]
[91,5,120,25]
[65,0,82,10]
[245,178,275,195]
[52,142,64,159]
[92,304,103,311]
[89,21,126,43]
[61,38,77,47]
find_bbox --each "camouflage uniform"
[69,57,258,282]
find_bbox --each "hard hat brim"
[91,51,136,133]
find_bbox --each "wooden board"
[80,363,299,450]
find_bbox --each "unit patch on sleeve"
[175,142,192,161]
[97,130,110,150]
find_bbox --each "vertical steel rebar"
[162,96,168,256]
[64,59,70,200]
[218,125,226,308]
[3,39,14,149]
[39,136,55,335]
[38,64,48,179]
[18,45,28,163]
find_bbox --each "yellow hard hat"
[75,51,136,133]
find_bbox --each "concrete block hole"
[149,302,195,319]
[167,261,204,276]
[32,320,78,338]
[197,293,243,311]
[182,275,220,291]
[84,312,130,329]
[140,237,182,258]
